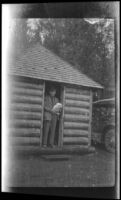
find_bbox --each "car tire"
[104,128,115,153]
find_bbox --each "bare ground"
[7,145,115,187]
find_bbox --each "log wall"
[63,86,92,147]
[9,76,44,147]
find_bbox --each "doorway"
[42,81,63,147]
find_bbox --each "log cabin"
[8,43,103,153]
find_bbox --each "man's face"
[49,89,56,97]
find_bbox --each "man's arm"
[44,96,55,114]
[44,106,52,113]
[44,96,51,113]
[45,106,58,115]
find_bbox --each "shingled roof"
[9,43,103,89]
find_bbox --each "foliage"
[10,18,115,89]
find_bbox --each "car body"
[91,98,115,153]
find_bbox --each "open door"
[42,81,64,148]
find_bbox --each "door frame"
[58,85,65,147]
[88,90,93,147]
[40,81,45,147]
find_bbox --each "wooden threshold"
[9,145,95,156]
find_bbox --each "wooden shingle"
[9,43,103,88]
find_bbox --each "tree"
[9,19,28,59]
[10,18,115,90]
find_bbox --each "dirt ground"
[7,145,115,187]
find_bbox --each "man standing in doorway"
[43,86,60,148]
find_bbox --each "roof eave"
[8,72,104,89]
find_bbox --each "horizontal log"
[12,81,43,90]
[10,119,41,128]
[63,137,89,145]
[65,87,90,95]
[64,114,89,122]
[10,128,41,137]
[64,106,90,115]
[63,130,89,137]
[11,111,42,120]
[64,122,89,129]
[65,99,90,108]
[65,93,90,101]
[12,87,43,97]
[12,94,43,104]
[10,145,90,152]
[62,145,89,151]
[11,103,42,112]
[9,136,40,146]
